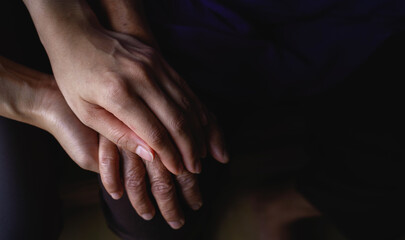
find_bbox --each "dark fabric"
[296,31,405,240]
[0,2,62,239]
[142,0,405,156]
[101,32,405,239]
[144,0,405,100]
[0,0,52,74]
[0,117,63,239]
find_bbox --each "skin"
[3,0,228,230]
[0,56,100,172]
[97,0,225,229]
[0,56,200,229]
[23,0,229,177]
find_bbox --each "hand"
[0,56,123,198]
[94,0,225,229]
[24,0,229,175]
[0,56,100,171]
[98,0,230,166]
[97,129,202,229]
[0,56,200,229]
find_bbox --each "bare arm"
[0,56,100,172]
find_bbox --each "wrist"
[24,0,99,53]
[0,57,56,130]
[100,0,158,48]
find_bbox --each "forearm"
[0,56,52,128]
[23,0,99,58]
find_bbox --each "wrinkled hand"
[100,139,202,229]
[35,74,204,229]
[95,0,226,229]
[0,56,200,229]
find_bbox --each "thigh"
[0,117,62,239]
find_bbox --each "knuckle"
[99,155,115,167]
[103,78,128,101]
[112,130,138,152]
[143,48,159,67]
[127,62,156,89]
[148,127,166,147]
[115,131,130,149]
[176,173,197,191]
[180,97,193,112]
[77,108,95,126]
[132,61,150,79]
[171,112,188,134]
[125,165,146,190]
[151,179,175,198]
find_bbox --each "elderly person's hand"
[96,0,227,229]
[23,0,228,176]
[0,56,200,229]
[99,136,203,229]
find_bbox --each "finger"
[98,87,184,175]
[161,59,209,126]
[124,45,204,170]
[108,44,202,174]
[80,103,157,163]
[206,111,229,164]
[121,149,156,221]
[133,72,201,174]
[105,62,200,174]
[175,171,203,211]
[157,62,207,160]
[144,157,185,229]
[163,61,228,163]
[99,135,123,200]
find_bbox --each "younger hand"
[25,0,229,175]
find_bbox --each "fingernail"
[110,192,121,200]
[191,202,203,211]
[168,219,185,229]
[136,146,154,162]
[194,161,202,174]
[141,213,154,221]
